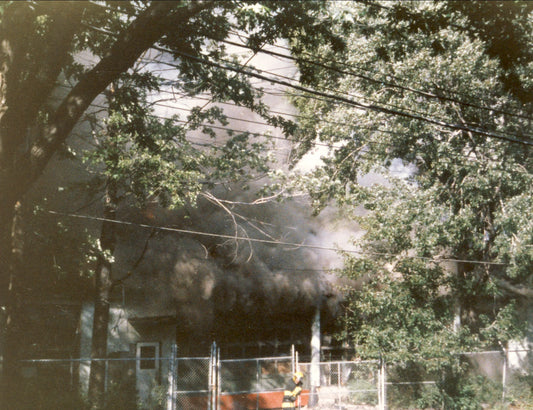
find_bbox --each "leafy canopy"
[289,0,532,364]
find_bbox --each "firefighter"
[282,371,304,408]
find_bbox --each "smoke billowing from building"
[110,42,361,353]
[114,185,358,348]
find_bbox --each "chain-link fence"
[382,349,533,410]
[299,360,380,409]
[218,356,293,409]
[9,348,533,409]
[173,356,211,410]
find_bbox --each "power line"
[116,98,523,174]
[150,88,529,164]
[151,46,533,147]
[53,73,531,180]
[46,210,507,267]
[59,86,529,176]
[86,1,532,121]
[225,28,531,119]
[151,53,502,136]
[219,38,533,122]
[150,101,531,174]
[58,35,533,170]
[77,13,533,147]
[92,0,526,116]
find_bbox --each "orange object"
[177,390,310,409]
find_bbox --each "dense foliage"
[1,1,532,407]
[288,1,532,405]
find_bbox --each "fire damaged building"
[78,199,354,404]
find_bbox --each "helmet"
[292,371,304,383]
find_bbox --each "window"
[136,342,160,371]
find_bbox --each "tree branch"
[497,279,533,298]
[112,228,157,288]
[16,1,211,201]
[0,2,83,162]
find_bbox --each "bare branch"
[200,191,252,263]
[112,228,157,288]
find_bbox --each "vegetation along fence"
[13,347,533,409]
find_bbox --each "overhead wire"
[54,80,530,176]
[149,45,533,147]
[219,37,533,122]
[150,100,529,175]
[46,210,508,267]
[77,10,533,147]
[150,51,509,137]
[48,5,529,270]
[87,95,519,174]
[225,29,531,118]
[87,0,532,120]
[65,13,533,175]
[55,46,533,178]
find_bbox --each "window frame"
[136,342,160,372]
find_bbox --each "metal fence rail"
[299,360,380,409]
[13,348,533,409]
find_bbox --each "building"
[78,221,348,406]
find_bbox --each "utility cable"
[78,15,533,146]
[218,38,533,121]
[54,78,531,178]
[226,29,530,117]
[143,45,532,144]
[46,210,508,267]
[152,101,531,174]
[102,98,527,174]
[59,86,530,175]
[85,1,531,120]
[150,53,500,133]
[151,46,533,147]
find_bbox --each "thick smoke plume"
[110,42,361,339]
[114,189,358,336]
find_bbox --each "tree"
[0,0,341,405]
[288,1,532,406]
[0,5,205,393]
[84,66,276,403]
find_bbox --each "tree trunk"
[88,180,117,408]
[0,3,208,401]
[0,202,24,406]
[0,0,197,281]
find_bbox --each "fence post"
[167,344,177,410]
[378,358,386,410]
[337,362,341,407]
[209,342,215,410]
[309,307,321,407]
[291,344,295,374]
[104,359,109,392]
[382,359,387,410]
[216,346,220,410]
[256,359,261,410]
[502,347,507,406]
[209,342,219,410]
[377,358,381,410]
